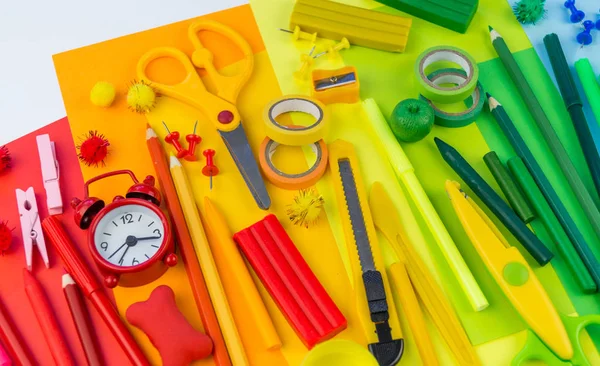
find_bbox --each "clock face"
[92,204,165,268]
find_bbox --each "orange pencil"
[23,270,74,366]
[146,125,231,366]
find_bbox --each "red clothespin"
[162,122,188,159]
[184,121,202,162]
[202,149,219,190]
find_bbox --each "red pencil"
[23,269,74,366]
[0,294,33,366]
[62,273,102,366]
[41,216,149,366]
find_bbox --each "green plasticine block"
[374,0,479,34]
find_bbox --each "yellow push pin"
[293,45,316,83]
[279,26,318,43]
[314,37,350,59]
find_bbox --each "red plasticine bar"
[233,214,346,349]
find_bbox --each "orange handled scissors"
[137,20,270,209]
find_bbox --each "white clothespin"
[36,134,62,215]
[16,187,50,271]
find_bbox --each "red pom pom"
[0,146,11,173]
[0,221,13,254]
[77,131,110,167]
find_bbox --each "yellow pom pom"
[90,81,116,107]
[127,80,157,114]
[286,188,324,228]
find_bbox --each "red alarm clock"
[71,170,177,288]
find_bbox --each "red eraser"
[126,286,213,366]
[233,214,347,349]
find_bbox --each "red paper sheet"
[0,117,130,365]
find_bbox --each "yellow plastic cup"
[301,340,379,366]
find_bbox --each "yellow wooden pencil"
[169,155,248,366]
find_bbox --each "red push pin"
[163,121,188,159]
[184,121,202,162]
[202,149,219,190]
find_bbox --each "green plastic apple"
[389,99,435,143]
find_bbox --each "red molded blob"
[126,286,213,366]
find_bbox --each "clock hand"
[108,242,128,260]
[135,236,161,241]
[118,246,131,265]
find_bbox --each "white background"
[0,0,598,145]
[0,0,247,144]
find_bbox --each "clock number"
[132,258,140,266]
[100,242,108,251]
[153,229,162,238]
[120,213,134,225]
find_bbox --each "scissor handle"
[561,313,600,366]
[137,47,240,132]
[83,170,139,199]
[512,330,571,366]
[137,47,207,96]
[188,20,254,104]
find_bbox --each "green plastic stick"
[488,93,600,291]
[575,58,600,127]
[544,33,600,205]
[484,151,535,223]
[508,156,596,293]
[489,26,600,245]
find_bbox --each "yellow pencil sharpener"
[311,66,360,105]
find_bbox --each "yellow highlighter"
[446,180,573,361]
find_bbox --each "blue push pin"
[564,0,586,23]
[577,20,595,46]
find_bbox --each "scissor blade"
[219,124,271,210]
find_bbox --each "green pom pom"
[389,99,435,143]
[513,0,546,24]
[90,81,116,107]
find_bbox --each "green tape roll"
[419,68,484,128]
[415,46,479,103]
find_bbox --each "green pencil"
[508,156,596,293]
[488,92,600,291]
[435,137,553,265]
[489,26,600,244]
[544,33,600,204]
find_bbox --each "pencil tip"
[146,126,157,140]
[62,273,75,287]
[433,137,446,149]
[486,92,492,99]
[488,25,493,31]
[169,155,181,168]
